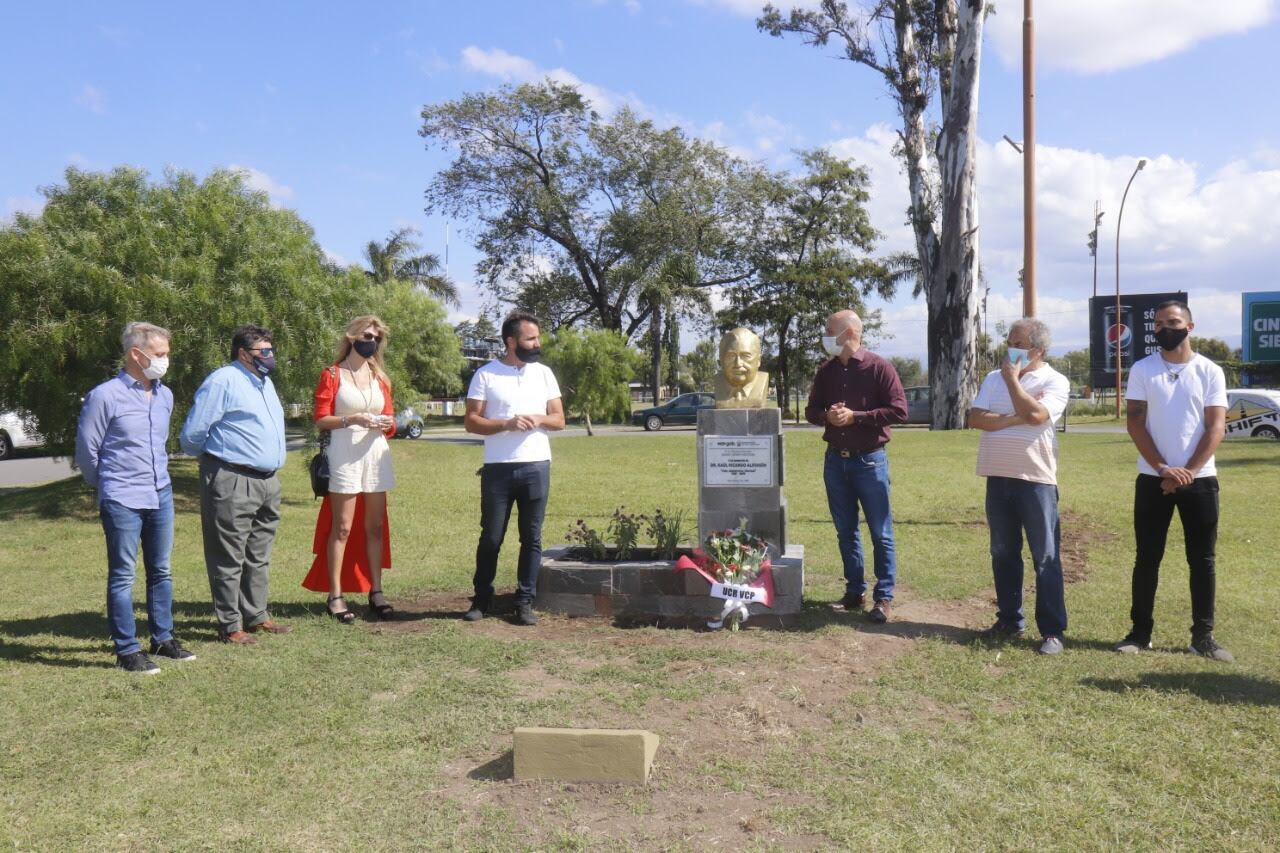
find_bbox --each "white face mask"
[821,335,844,357]
[141,354,169,380]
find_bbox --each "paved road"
[0,454,76,489]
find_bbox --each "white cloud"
[228,164,295,208]
[461,46,634,116]
[322,247,350,267]
[833,126,1280,357]
[2,195,45,224]
[987,0,1275,73]
[75,84,106,115]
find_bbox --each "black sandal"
[326,595,356,624]
[368,589,396,621]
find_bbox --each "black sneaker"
[116,651,160,675]
[515,603,538,626]
[1113,635,1152,654]
[150,638,196,662]
[1189,634,1234,663]
[463,598,489,622]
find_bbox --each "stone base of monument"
[536,544,804,626]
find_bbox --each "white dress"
[327,371,396,494]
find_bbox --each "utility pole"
[1021,0,1036,318]
[1114,159,1147,418]
[1089,201,1104,298]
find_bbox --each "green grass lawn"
[2,430,1277,850]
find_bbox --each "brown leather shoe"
[219,630,258,645]
[868,599,892,623]
[837,591,866,612]
[246,620,293,635]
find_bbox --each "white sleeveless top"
[327,369,396,494]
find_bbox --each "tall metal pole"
[1114,159,1147,418]
[1091,201,1101,298]
[1022,0,1036,318]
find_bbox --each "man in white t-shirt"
[1115,300,1231,661]
[463,313,565,626]
[968,318,1071,655]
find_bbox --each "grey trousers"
[198,456,282,633]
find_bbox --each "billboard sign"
[1089,292,1188,388]
[1242,291,1280,364]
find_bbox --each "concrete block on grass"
[513,727,659,783]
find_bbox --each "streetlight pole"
[1022,0,1036,318]
[1089,201,1104,298]
[1114,158,1147,417]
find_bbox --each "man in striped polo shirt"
[967,318,1070,655]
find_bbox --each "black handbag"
[309,366,337,499]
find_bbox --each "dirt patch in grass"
[385,591,988,849]
[1059,508,1117,585]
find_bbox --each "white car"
[0,410,45,459]
[1224,389,1280,439]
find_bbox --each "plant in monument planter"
[607,507,646,560]
[646,507,692,560]
[674,520,775,631]
[566,518,608,561]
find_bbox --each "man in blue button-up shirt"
[76,322,196,674]
[180,324,292,644]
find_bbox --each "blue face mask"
[1007,347,1030,368]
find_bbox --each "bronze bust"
[714,327,771,408]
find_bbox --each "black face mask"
[515,345,542,364]
[252,354,277,376]
[1155,327,1189,351]
[353,339,379,359]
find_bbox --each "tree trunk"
[584,409,594,437]
[648,300,662,404]
[926,0,984,429]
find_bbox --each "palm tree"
[364,227,460,307]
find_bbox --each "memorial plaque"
[703,436,775,487]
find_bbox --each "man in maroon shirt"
[804,310,909,622]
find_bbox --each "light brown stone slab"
[513,727,659,783]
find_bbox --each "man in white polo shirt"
[968,317,1070,655]
[1115,300,1231,661]
[463,312,565,626]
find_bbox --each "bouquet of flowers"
[674,519,774,631]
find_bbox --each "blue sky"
[4,0,1278,358]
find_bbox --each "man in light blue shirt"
[76,322,195,674]
[180,324,292,644]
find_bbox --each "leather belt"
[831,445,884,458]
[202,454,275,479]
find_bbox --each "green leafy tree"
[371,280,464,399]
[891,357,925,388]
[0,166,367,452]
[721,149,894,409]
[364,227,460,307]
[420,81,762,381]
[683,339,719,391]
[541,328,644,435]
[1193,337,1233,363]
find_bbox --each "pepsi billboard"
[1088,292,1188,388]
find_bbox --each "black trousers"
[473,461,550,607]
[1129,474,1219,642]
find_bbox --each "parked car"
[904,385,931,424]
[394,407,425,439]
[1225,389,1280,439]
[0,410,44,460]
[632,392,716,431]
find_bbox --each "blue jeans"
[474,461,551,606]
[824,448,897,602]
[985,477,1067,637]
[100,487,175,656]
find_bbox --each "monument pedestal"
[696,408,787,554]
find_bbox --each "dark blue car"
[631,392,716,431]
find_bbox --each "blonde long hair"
[335,315,391,387]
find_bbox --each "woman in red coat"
[302,315,398,622]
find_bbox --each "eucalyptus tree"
[761,0,989,428]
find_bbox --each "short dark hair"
[501,312,539,347]
[230,324,274,361]
[1156,300,1192,323]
